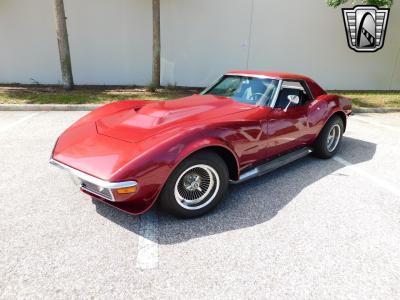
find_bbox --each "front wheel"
[159,151,229,218]
[313,116,344,159]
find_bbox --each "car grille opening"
[81,180,113,201]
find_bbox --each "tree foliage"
[326,0,393,7]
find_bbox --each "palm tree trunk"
[152,0,161,87]
[53,0,74,90]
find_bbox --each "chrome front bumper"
[49,159,137,202]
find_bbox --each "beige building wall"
[0,0,399,89]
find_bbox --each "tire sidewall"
[160,152,229,218]
[315,116,344,158]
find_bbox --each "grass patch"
[0,85,198,105]
[330,90,400,108]
[0,85,399,108]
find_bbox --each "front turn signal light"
[116,186,138,194]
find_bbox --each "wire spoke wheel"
[174,164,220,210]
[161,151,228,218]
[326,124,341,152]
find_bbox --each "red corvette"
[50,71,352,218]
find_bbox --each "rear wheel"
[313,115,344,159]
[160,151,229,218]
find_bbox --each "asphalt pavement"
[1,111,400,299]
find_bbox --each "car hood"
[95,94,254,143]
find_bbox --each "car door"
[265,80,312,158]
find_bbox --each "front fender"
[173,136,238,171]
[107,126,239,214]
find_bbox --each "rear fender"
[309,95,348,142]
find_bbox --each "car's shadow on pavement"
[93,136,376,245]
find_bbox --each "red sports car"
[50,71,352,218]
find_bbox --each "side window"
[275,81,310,109]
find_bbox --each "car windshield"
[202,75,279,106]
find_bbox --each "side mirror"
[284,95,300,112]
[288,95,300,105]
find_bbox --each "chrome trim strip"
[237,168,258,182]
[271,79,315,108]
[270,79,283,108]
[81,186,113,202]
[230,147,313,184]
[49,159,137,189]
[202,73,281,108]
[201,73,280,95]
[225,73,279,80]
[200,75,225,95]
[301,80,315,100]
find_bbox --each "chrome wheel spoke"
[174,164,220,210]
[326,124,341,152]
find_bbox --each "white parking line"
[0,112,41,133]
[334,156,400,198]
[136,210,159,270]
[351,116,400,134]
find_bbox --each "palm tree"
[152,0,161,88]
[53,0,74,90]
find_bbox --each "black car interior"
[275,87,309,109]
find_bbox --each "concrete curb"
[1,104,400,113]
[352,107,400,114]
